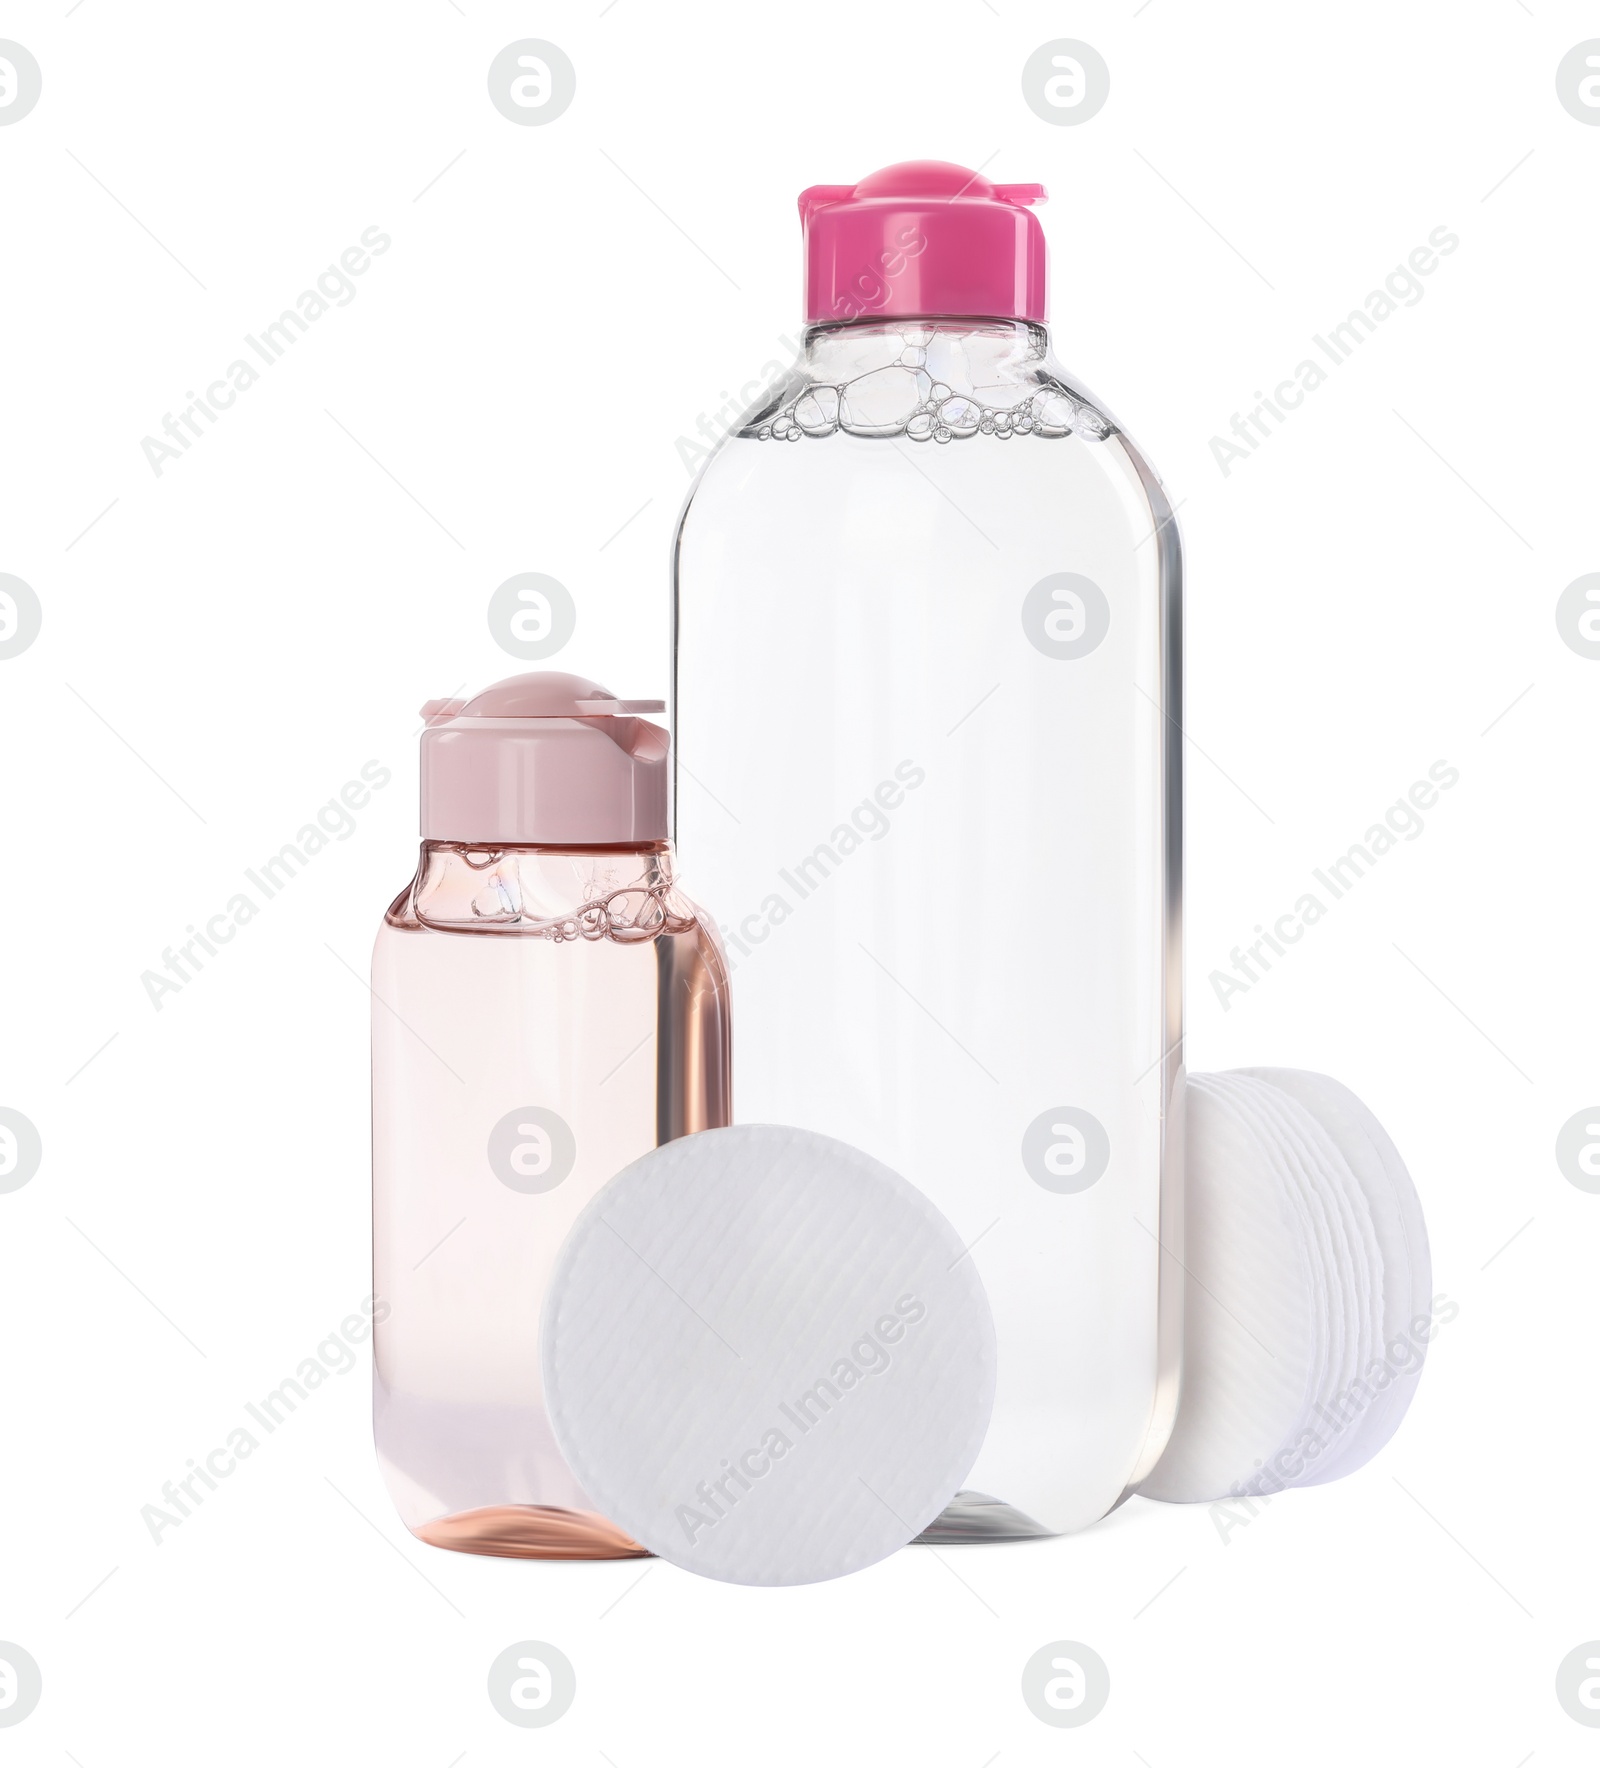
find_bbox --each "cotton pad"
[1139,1069,1430,1506]
[540,1124,997,1586]
[1242,1068,1432,1484]
[1136,1074,1328,1504]
[1228,1072,1384,1473]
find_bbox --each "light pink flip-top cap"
[418,672,668,845]
[800,160,1048,326]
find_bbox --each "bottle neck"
[800,316,1050,376]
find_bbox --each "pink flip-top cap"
[419,671,669,845]
[800,160,1048,326]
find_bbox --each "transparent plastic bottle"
[672,162,1183,1539]
[372,672,731,1557]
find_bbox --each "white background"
[2,0,1597,1760]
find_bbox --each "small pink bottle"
[371,672,732,1557]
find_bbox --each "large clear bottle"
[371,673,731,1556]
[672,162,1183,1538]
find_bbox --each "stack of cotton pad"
[541,1124,996,1586]
[1139,1069,1431,1505]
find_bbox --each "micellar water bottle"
[672,161,1183,1539]
[371,673,732,1556]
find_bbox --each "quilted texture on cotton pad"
[541,1124,996,1586]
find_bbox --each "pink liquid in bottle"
[371,674,731,1556]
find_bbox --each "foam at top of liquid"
[465,875,692,943]
[740,325,1112,445]
[402,848,696,943]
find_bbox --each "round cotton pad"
[1243,1068,1431,1484]
[540,1124,997,1586]
[1140,1069,1430,1506]
[1228,1071,1385,1479]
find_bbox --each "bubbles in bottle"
[741,326,1111,446]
